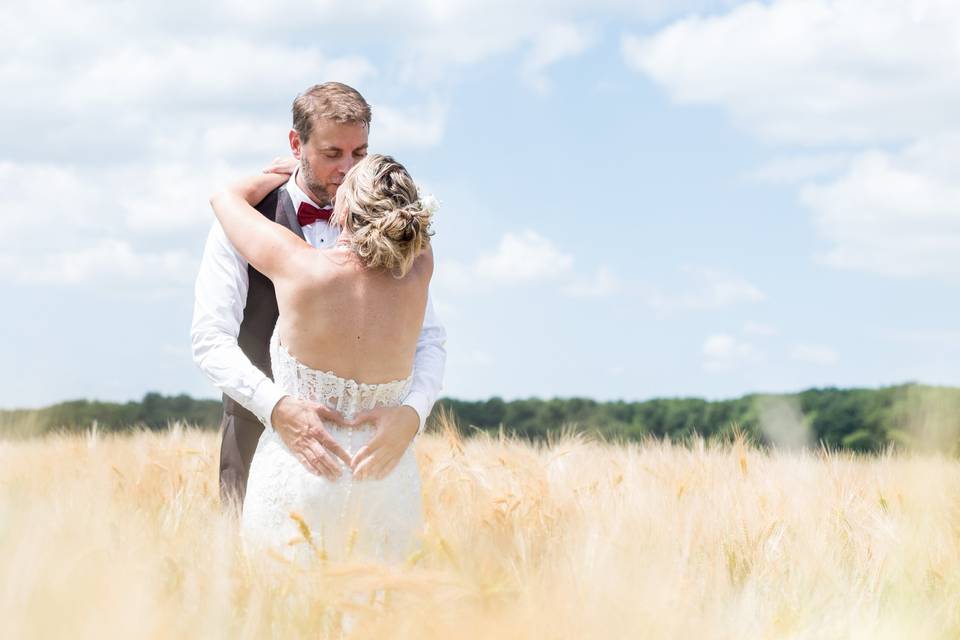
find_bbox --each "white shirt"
[191,169,447,436]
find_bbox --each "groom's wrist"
[254,384,287,431]
[402,393,428,438]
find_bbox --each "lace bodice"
[270,330,412,422]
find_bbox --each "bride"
[209,153,435,565]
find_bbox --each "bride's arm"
[209,172,307,280]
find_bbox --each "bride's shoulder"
[286,245,351,282]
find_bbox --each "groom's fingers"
[297,449,327,478]
[306,405,351,466]
[263,156,296,175]
[314,405,346,426]
[305,441,340,480]
[262,157,284,173]
[311,442,342,480]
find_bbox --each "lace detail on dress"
[270,330,413,422]
[240,329,424,567]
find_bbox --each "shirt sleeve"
[190,221,287,430]
[402,291,448,439]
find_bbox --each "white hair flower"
[418,192,440,216]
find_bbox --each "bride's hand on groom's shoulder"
[270,396,351,481]
[347,406,420,481]
[262,156,298,176]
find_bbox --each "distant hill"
[3,384,959,453]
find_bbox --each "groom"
[191,82,446,508]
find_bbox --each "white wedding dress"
[241,330,425,566]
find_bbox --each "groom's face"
[290,119,369,206]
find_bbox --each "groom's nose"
[339,156,357,174]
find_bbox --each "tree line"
[2,384,958,453]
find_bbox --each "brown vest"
[221,186,305,421]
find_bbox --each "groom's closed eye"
[322,146,368,159]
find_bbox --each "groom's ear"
[289,129,303,159]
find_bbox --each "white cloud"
[0,0,796,297]
[522,22,596,92]
[6,40,376,120]
[702,333,762,372]
[0,239,196,286]
[434,231,623,297]
[0,162,105,242]
[1,0,727,106]
[0,160,238,287]
[120,163,250,232]
[801,138,960,279]
[563,265,621,297]
[745,152,853,185]
[474,230,574,284]
[200,118,292,161]
[438,242,762,309]
[790,343,839,366]
[373,101,449,150]
[624,0,960,282]
[622,0,960,146]
[0,161,244,238]
[391,5,602,84]
[645,267,764,312]
[0,3,488,295]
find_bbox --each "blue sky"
[2,0,958,408]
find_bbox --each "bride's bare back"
[273,244,433,384]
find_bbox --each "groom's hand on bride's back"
[270,396,351,480]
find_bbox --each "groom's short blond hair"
[292,82,371,143]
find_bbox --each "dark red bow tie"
[297,202,333,227]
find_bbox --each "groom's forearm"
[191,330,286,428]
[191,222,284,429]
[403,296,447,437]
[403,336,446,431]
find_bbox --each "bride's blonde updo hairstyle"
[334,154,434,278]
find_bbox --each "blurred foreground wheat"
[1,417,959,639]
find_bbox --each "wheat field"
[1,418,959,639]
